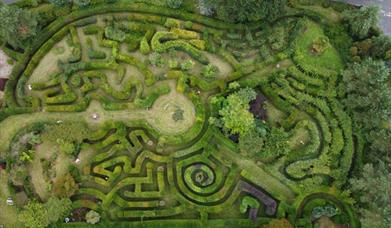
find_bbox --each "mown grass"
[294,19,344,75]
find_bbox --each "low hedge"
[151,31,209,64]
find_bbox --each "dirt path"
[0,49,12,79]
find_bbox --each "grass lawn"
[293,19,344,76]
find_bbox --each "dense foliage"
[342,6,379,39]
[18,197,71,228]
[203,0,286,23]
[211,87,256,135]
[350,159,391,228]
[0,4,38,49]
[341,58,391,159]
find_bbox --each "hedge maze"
[0,2,362,227]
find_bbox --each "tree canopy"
[342,6,379,39]
[0,4,38,49]
[341,58,391,159]
[350,159,391,228]
[217,87,256,135]
[18,200,50,228]
[203,0,286,23]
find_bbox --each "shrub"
[105,25,126,42]
[180,59,194,71]
[74,0,91,8]
[172,107,184,122]
[140,36,151,55]
[166,0,183,9]
[201,64,219,80]
[86,210,101,224]
[49,0,70,7]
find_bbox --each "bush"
[201,64,219,80]
[140,36,151,55]
[166,0,182,9]
[105,25,125,42]
[180,59,194,71]
[74,0,91,8]
[86,210,101,224]
[49,0,70,7]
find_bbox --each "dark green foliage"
[239,129,264,157]
[370,35,391,59]
[201,64,219,81]
[86,37,106,59]
[74,0,91,8]
[341,58,391,159]
[105,24,126,42]
[350,159,391,228]
[166,0,183,9]
[212,87,256,135]
[48,0,70,7]
[342,6,379,39]
[204,0,286,23]
[0,4,39,49]
[259,127,289,159]
[172,107,184,122]
[45,197,72,223]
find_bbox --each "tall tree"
[0,4,38,49]
[350,159,391,228]
[370,35,391,59]
[341,58,391,159]
[218,87,256,135]
[203,0,286,23]
[342,6,379,39]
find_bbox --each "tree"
[342,6,379,39]
[53,173,79,198]
[74,0,91,8]
[48,0,70,7]
[218,88,256,135]
[0,4,39,49]
[341,58,391,159]
[349,159,391,228]
[166,0,183,9]
[260,127,289,159]
[45,197,72,223]
[85,210,101,224]
[239,129,264,157]
[370,35,391,59]
[18,200,49,228]
[203,0,286,23]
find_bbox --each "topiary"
[85,210,100,224]
[140,36,151,55]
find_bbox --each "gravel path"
[0,50,12,79]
